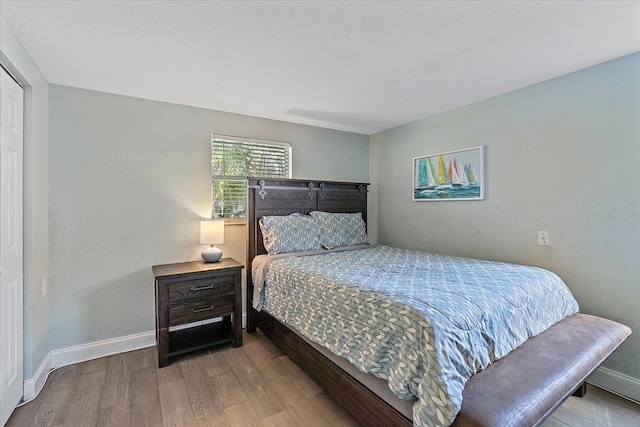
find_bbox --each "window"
[211,135,292,218]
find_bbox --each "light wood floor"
[8,330,640,427]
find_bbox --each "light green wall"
[1,15,50,379]
[370,54,640,384]
[48,85,369,349]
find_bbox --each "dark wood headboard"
[246,178,368,326]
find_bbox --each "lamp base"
[201,245,223,262]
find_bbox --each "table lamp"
[200,219,224,262]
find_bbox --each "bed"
[245,178,631,427]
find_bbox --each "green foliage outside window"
[211,136,291,218]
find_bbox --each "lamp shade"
[200,219,224,245]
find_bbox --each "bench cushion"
[452,313,631,427]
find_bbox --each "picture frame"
[413,146,484,201]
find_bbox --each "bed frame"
[245,177,631,427]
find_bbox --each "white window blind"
[212,134,292,218]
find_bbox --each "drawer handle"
[191,284,215,291]
[191,305,215,313]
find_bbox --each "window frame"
[211,134,292,220]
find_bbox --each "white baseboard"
[50,330,155,369]
[22,330,155,402]
[22,352,51,401]
[588,366,640,403]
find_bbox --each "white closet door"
[0,66,24,426]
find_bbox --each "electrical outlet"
[538,231,549,246]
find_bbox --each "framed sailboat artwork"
[413,146,485,201]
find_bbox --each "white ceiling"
[1,1,639,135]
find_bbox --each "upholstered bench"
[452,313,632,427]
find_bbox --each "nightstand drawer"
[168,275,235,302]
[169,295,234,326]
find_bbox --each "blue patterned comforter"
[257,245,579,426]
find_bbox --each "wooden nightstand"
[152,258,243,367]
